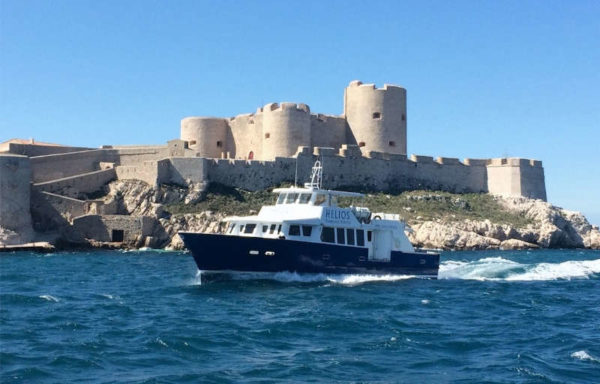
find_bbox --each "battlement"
[259,102,310,114]
[347,80,406,93]
[488,157,543,168]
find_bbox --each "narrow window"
[189,140,197,145]
[336,228,345,244]
[358,142,365,147]
[249,119,254,124]
[367,231,372,242]
[265,133,270,139]
[216,141,223,148]
[346,228,355,245]
[289,225,301,236]
[314,194,327,206]
[244,224,256,234]
[321,227,335,243]
[389,141,396,147]
[372,112,381,119]
[262,225,268,233]
[277,194,286,205]
[357,229,365,246]
[302,225,312,237]
[285,193,298,204]
[269,224,276,234]
[402,114,406,121]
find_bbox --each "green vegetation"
[164,183,533,227]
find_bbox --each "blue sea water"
[1,249,599,383]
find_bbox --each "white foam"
[439,257,600,281]
[39,294,59,302]
[506,259,600,281]
[421,299,430,304]
[571,350,599,363]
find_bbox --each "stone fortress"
[0,81,546,247]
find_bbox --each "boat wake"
[439,257,600,281]
[194,257,600,285]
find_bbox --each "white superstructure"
[222,160,416,261]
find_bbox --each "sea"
[1,249,599,383]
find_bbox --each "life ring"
[373,215,382,220]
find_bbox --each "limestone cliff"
[86,180,599,251]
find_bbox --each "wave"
[439,257,600,281]
[571,350,599,363]
[194,258,599,285]
[39,294,59,302]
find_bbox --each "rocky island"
[1,81,597,251]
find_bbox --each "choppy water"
[1,249,599,383]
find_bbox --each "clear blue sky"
[1,0,599,224]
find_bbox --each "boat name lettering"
[324,208,351,223]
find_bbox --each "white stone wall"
[0,154,33,243]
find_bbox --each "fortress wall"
[229,113,263,159]
[2,143,93,157]
[0,154,33,243]
[33,168,117,198]
[206,157,297,191]
[486,158,546,200]
[116,160,169,186]
[30,150,106,182]
[108,147,169,166]
[344,81,407,156]
[261,103,311,160]
[166,158,208,186]
[33,191,90,223]
[310,115,347,149]
[180,117,228,158]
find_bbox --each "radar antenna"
[305,160,322,189]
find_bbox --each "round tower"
[344,80,407,155]
[180,117,228,158]
[260,102,311,160]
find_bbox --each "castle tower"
[180,117,228,158]
[344,80,407,155]
[260,102,311,160]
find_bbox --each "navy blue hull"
[179,232,439,277]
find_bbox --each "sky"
[1,0,599,224]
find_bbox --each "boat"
[179,160,440,277]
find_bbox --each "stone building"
[181,81,407,160]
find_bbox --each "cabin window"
[277,194,286,205]
[302,225,313,237]
[372,112,381,119]
[285,193,298,204]
[228,223,236,234]
[269,224,276,234]
[262,225,268,233]
[367,231,372,242]
[357,229,365,246]
[277,224,282,234]
[336,228,345,244]
[244,224,256,234]
[240,225,245,233]
[289,225,301,236]
[321,227,335,243]
[299,193,311,204]
[314,194,327,206]
[346,229,355,245]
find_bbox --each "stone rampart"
[30,150,106,183]
[72,214,156,243]
[33,168,117,198]
[0,154,33,243]
[2,143,92,157]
